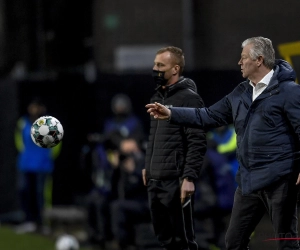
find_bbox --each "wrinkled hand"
[146,102,171,120]
[296,173,300,185]
[181,179,195,205]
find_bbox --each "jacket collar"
[156,76,197,96]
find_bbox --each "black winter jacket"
[169,60,300,194]
[145,77,207,181]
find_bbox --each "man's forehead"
[241,51,248,56]
[155,52,172,62]
[241,44,252,55]
[243,44,252,50]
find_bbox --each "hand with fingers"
[146,102,171,120]
[180,178,195,205]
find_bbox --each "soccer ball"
[55,234,79,250]
[31,116,64,148]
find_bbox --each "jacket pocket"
[248,146,283,168]
[252,146,283,152]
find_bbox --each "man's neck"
[163,75,180,89]
[249,68,271,86]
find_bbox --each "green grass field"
[0,225,93,250]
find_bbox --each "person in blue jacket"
[14,98,61,233]
[146,37,300,250]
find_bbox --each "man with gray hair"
[146,37,300,250]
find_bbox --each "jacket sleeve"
[170,95,233,130]
[173,95,234,180]
[283,82,300,142]
[181,95,207,180]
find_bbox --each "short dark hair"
[156,46,185,75]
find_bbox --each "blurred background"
[0,0,300,249]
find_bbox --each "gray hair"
[242,37,275,69]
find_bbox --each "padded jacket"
[169,60,300,194]
[145,77,207,181]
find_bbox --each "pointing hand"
[145,102,171,120]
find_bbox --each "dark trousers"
[111,199,150,248]
[147,179,198,250]
[225,175,300,250]
[18,171,47,224]
[85,190,112,243]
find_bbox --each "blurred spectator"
[103,93,145,145]
[194,125,237,250]
[81,92,147,249]
[206,125,238,208]
[110,137,149,250]
[14,98,61,234]
[80,132,120,248]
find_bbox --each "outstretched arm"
[147,96,234,129]
[146,102,171,120]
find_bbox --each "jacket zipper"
[149,96,165,178]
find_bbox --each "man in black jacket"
[146,37,300,250]
[142,46,207,250]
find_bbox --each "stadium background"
[0,0,300,248]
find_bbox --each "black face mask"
[152,70,168,86]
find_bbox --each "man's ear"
[257,56,264,67]
[173,65,180,75]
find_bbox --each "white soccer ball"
[31,116,64,148]
[55,234,79,250]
